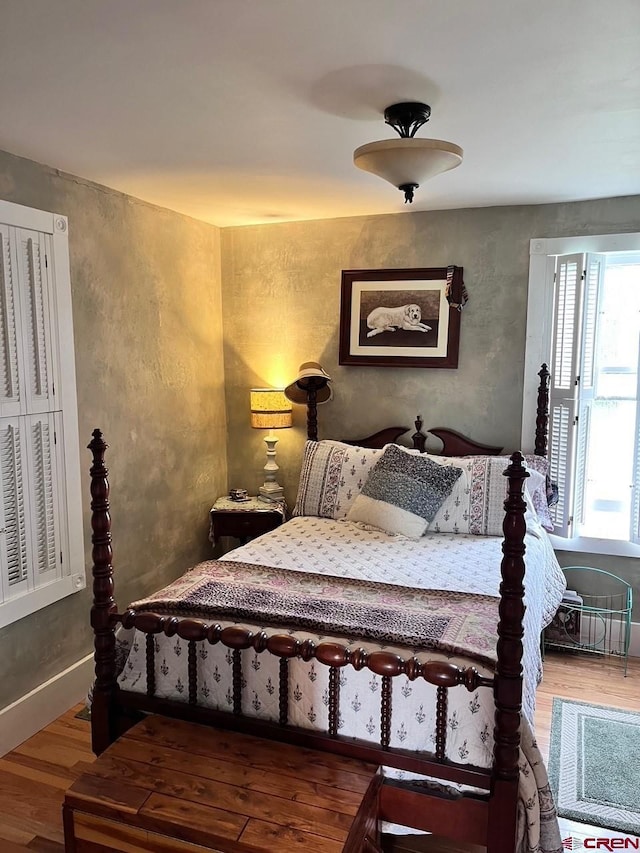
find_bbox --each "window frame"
[0,200,85,628]
[523,232,640,559]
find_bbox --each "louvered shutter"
[0,202,83,626]
[0,418,30,600]
[24,412,60,585]
[0,226,23,417]
[548,254,584,536]
[572,255,604,530]
[0,223,62,604]
[14,229,54,414]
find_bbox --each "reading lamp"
[250,388,292,501]
[284,362,332,442]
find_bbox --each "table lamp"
[250,388,292,501]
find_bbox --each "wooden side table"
[209,496,285,546]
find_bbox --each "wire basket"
[544,566,633,675]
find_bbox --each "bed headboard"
[305,362,551,457]
[340,417,504,456]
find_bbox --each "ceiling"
[1,0,639,227]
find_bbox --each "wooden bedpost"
[488,452,528,853]
[535,363,550,457]
[88,429,119,755]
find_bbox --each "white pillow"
[293,440,383,519]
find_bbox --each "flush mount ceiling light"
[353,102,463,203]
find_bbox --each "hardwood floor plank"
[0,756,77,790]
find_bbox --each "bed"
[89,364,564,853]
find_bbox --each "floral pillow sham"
[292,440,383,520]
[424,452,550,536]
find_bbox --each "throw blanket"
[131,559,500,666]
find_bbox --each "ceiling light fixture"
[353,102,463,203]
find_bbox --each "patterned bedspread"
[116,516,565,853]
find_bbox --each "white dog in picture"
[366,303,432,338]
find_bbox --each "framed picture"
[339,266,464,368]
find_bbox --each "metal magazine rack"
[544,566,633,676]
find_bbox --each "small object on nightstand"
[209,495,285,547]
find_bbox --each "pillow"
[426,453,549,536]
[522,455,554,531]
[293,440,383,519]
[346,444,463,538]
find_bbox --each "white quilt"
[117,516,565,764]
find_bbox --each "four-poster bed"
[87,364,562,853]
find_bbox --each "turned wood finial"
[412,415,426,452]
[535,363,550,457]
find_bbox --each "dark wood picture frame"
[339,266,463,368]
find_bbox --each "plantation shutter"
[0,418,29,600]
[14,229,54,414]
[548,253,605,537]
[0,223,62,605]
[0,226,23,417]
[25,413,61,585]
[548,254,584,537]
[572,254,605,530]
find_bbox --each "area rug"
[548,698,640,835]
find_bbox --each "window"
[0,200,84,628]
[523,233,640,557]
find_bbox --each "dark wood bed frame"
[89,364,552,853]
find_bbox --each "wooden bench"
[63,715,383,852]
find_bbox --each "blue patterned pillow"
[346,444,463,537]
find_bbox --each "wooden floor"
[0,652,638,852]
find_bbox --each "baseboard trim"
[0,653,94,756]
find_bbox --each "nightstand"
[209,496,285,547]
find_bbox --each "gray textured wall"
[0,150,227,710]
[221,196,640,615]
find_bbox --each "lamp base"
[258,484,285,501]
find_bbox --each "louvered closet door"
[0,226,23,417]
[13,229,55,415]
[0,417,30,600]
